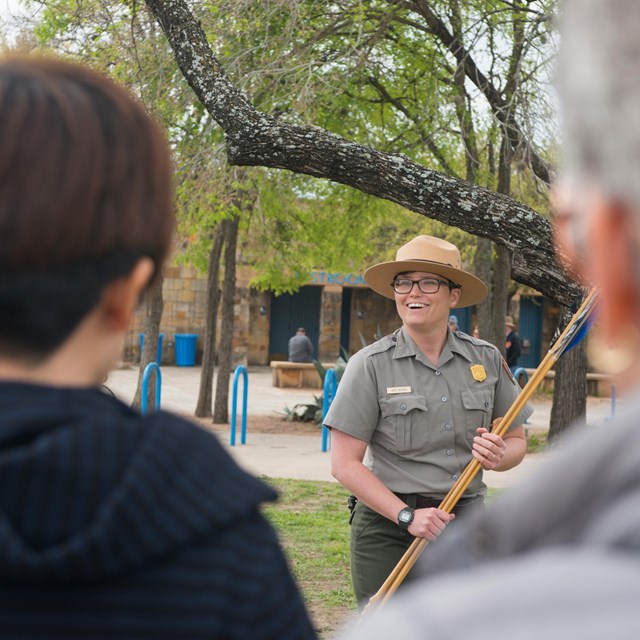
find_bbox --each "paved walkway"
[106,364,614,491]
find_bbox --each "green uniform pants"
[350,495,483,607]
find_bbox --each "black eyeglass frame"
[391,277,459,295]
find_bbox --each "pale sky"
[0,0,24,18]
[1,0,24,12]
[1,0,28,40]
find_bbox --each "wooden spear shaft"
[364,289,598,614]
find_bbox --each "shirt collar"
[393,326,475,367]
[446,330,475,363]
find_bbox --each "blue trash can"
[174,333,198,366]
[139,333,164,363]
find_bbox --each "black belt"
[394,492,484,511]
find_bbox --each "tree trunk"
[474,237,493,341]
[549,337,587,444]
[132,273,164,411]
[213,215,240,424]
[194,224,225,417]
[492,245,511,356]
[475,124,496,344]
[144,0,582,309]
[449,0,480,186]
[491,134,513,355]
[548,310,588,444]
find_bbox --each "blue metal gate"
[518,296,543,368]
[269,286,322,360]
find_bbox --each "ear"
[586,199,638,340]
[449,287,461,308]
[99,258,155,332]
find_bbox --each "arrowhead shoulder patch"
[502,357,516,384]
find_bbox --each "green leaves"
[21,0,560,290]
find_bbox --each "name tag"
[386,386,411,394]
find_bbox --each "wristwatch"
[397,506,415,530]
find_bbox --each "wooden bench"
[270,361,332,389]
[524,368,613,397]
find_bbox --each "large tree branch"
[144,0,581,307]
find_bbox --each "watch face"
[398,508,414,525]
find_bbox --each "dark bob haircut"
[0,55,174,361]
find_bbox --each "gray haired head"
[557,0,640,209]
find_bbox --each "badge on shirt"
[470,364,487,382]
[386,386,412,394]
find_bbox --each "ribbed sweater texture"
[0,383,316,639]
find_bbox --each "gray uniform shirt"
[324,327,532,497]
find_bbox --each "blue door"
[340,287,352,357]
[518,296,543,368]
[453,307,472,334]
[269,287,321,361]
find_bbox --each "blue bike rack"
[511,367,530,423]
[322,368,338,452]
[230,365,248,446]
[512,367,529,386]
[141,362,162,416]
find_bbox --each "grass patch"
[526,429,548,453]
[262,478,355,637]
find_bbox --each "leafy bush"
[278,353,350,427]
[282,395,323,424]
[313,355,348,385]
[283,332,381,426]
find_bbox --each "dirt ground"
[185,412,554,455]
[186,412,321,436]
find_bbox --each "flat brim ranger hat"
[364,235,488,308]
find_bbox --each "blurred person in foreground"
[342,1,640,638]
[0,55,315,640]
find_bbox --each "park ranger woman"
[324,235,532,607]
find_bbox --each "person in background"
[504,315,522,372]
[288,326,314,363]
[472,325,481,339]
[0,55,315,640]
[342,1,640,637]
[448,314,459,332]
[325,235,531,608]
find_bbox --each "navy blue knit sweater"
[0,382,316,639]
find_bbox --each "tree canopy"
[10,0,575,301]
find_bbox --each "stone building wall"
[318,285,343,361]
[349,288,399,351]
[124,263,297,367]
[123,260,549,370]
[125,263,207,365]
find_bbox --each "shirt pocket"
[378,394,428,454]
[460,388,494,441]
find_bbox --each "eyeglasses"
[391,277,456,295]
